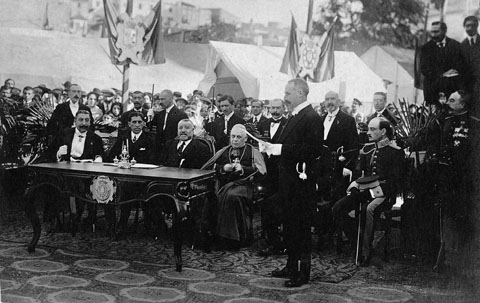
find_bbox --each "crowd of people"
[1,16,479,289]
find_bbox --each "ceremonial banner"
[414,38,424,90]
[279,15,300,77]
[310,20,335,82]
[103,0,165,65]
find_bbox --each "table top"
[29,162,215,182]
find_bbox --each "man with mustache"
[52,109,103,162]
[332,117,405,266]
[120,91,150,127]
[47,84,92,144]
[262,78,324,287]
[255,98,288,256]
[160,119,211,169]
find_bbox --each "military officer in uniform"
[332,117,405,265]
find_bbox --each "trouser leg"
[362,197,386,257]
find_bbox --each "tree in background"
[314,0,425,54]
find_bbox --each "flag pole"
[122,0,133,109]
[306,0,314,35]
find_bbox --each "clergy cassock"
[202,144,266,243]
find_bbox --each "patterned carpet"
[0,198,476,302]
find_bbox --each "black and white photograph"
[0,0,479,302]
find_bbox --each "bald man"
[151,89,188,158]
[321,91,359,200]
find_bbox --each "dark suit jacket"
[366,108,398,126]
[246,115,267,125]
[277,105,324,220]
[256,117,287,193]
[420,37,466,104]
[160,138,211,169]
[461,37,480,94]
[47,102,92,138]
[257,117,287,143]
[321,110,359,171]
[51,127,104,162]
[151,106,188,152]
[208,113,245,150]
[107,130,155,164]
[120,108,150,127]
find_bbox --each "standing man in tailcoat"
[262,78,323,287]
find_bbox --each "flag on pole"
[42,1,49,29]
[313,19,335,82]
[103,0,165,65]
[414,37,424,90]
[141,1,166,65]
[279,15,299,77]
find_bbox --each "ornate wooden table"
[24,162,215,271]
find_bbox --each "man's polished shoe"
[284,277,309,287]
[271,266,291,278]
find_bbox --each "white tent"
[0,27,209,94]
[198,41,385,111]
[361,45,423,104]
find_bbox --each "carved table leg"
[24,187,41,253]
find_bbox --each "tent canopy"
[0,27,209,94]
[198,41,385,110]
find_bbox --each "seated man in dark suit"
[332,117,405,266]
[108,111,156,234]
[154,119,212,241]
[160,119,211,169]
[50,109,104,231]
[52,109,104,162]
[201,124,266,249]
[108,111,155,164]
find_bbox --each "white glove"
[346,181,359,194]
[342,168,352,181]
[56,145,68,161]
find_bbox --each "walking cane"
[433,205,445,271]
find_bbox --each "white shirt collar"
[376,107,386,115]
[224,111,234,121]
[253,113,262,120]
[178,138,192,148]
[437,37,446,46]
[468,34,478,43]
[131,131,142,139]
[69,100,79,107]
[327,107,340,117]
[75,128,87,137]
[165,103,175,113]
[292,102,311,116]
